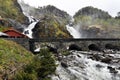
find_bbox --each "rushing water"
[66,17,81,38]
[52,51,120,80]
[18,0,39,38]
[23,21,38,38]
[66,25,81,38]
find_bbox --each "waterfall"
[17,0,39,38]
[66,18,81,38]
[23,21,38,38]
[17,0,34,23]
[66,25,81,38]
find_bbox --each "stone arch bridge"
[4,38,120,53]
[29,38,120,53]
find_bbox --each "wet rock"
[101,57,112,63]
[117,67,120,70]
[105,44,120,51]
[69,44,82,51]
[77,54,81,58]
[107,66,118,74]
[92,54,102,61]
[61,61,68,68]
[88,44,101,51]
[47,45,57,53]
[96,64,103,68]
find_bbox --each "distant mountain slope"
[18,0,71,23]
[73,6,120,38]
[74,6,111,19]
[38,5,71,23]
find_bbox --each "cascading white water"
[17,0,35,23]
[23,21,38,38]
[66,18,81,38]
[17,0,39,38]
[52,51,120,80]
[66,25,81,38]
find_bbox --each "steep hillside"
[38,5,71,24]
[0,39,33,79]
[73,6,120,38]
[74,6,111,19]
[0,0,27,24]
[32,15,72,39]
[18,1,71,24]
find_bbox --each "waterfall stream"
[23,21,38,38]
[66,25,81,38]
[66,18,81,38]
[17,0,38,38]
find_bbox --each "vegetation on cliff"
[33,15,72,39]
[73,6,120,38]
[0,0,27,24]
[14,49,56,80]
[74,6,111,19]
[0,39,56,80]
[0,39,33,79]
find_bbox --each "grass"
[0,39,33,79]
[13,48,56,80]
[0,0,27,23]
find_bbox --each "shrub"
[13,49,56,80]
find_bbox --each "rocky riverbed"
[52,50,120,80]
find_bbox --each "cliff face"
[32,15,72,39]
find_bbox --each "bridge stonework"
[3,38,120,53]
[29,39,120,53]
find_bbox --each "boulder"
[101,57,112,63]
[107,66,118,74]
[61,61,68,68]
[92,54,103,61]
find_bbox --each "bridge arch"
[88,44,101,51]
[68,44,82,51]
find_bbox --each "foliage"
[14,48,56,80]
[32,15,72,39]
[61,50,71,56]
[0,39,33,79]
[74,6,111,19]
[115,12,120,19]
[13,71,37,80]
[0,0,27,23]
[74,15,120,38]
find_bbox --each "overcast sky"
[22,0,120,17]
